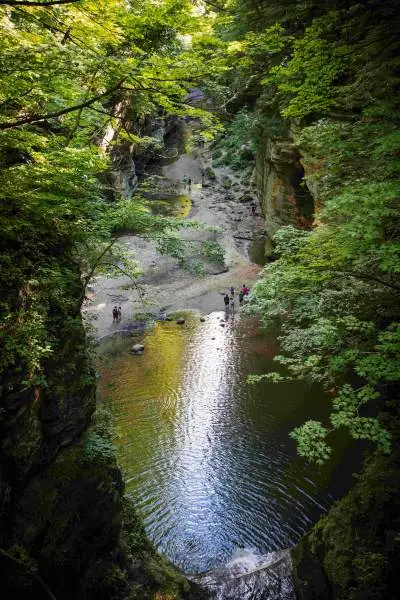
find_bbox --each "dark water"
[98,312,361,574]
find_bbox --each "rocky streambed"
[83,141,266,340]
[88,129,365,600]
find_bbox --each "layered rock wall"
[255,135,315,239]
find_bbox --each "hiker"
[117,306,122,322]
[112,306,118,322]
[224,294,230,309]
[242,284,249,296]
[239,290,244,306]
[230,286,235,297]
[188,177,192,189]
[251,202,257,215]
[182,174,188,188]
[230,296,235,312]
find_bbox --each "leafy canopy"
[0,0,227,395]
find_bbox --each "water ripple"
[99,312,360,573]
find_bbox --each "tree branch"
[103,262,146,309]
[82,239,117,289]
[0,1,82,6]
[0,80,125,130]
[202,0,232,13]
[333,270,400,292]
[0,548,57,600]
[65,67,100,145]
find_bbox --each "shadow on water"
[98,312,365,576]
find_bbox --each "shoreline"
[83,142,264,341]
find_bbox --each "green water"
[149,194,191,218]
[98,311,363,574]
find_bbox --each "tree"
[216,0,400,462]
[0,0,225,395]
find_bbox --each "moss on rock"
[292,453,400,600]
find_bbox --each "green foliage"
[205,166,216,180]
[201,240,225,264]
[91,406,117,442]
[253,114,289,148]
[81,432,115,466]
[0,0,228,402]
[212,109,256,170]
[290,421,332,466]
[222,0,400,465]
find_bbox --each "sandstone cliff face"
[255,135,315,239]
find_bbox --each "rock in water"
[176,318,185,324]
[200,317,206,322]
[132,343,145,354]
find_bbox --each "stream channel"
[94,124,363,598]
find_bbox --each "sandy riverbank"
[83,144,265,340]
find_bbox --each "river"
[98,311,361,578]
[91,124,363,596]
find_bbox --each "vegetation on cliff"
[1,0,399,597]
[0,1,219,598]
[207,0,400,461]
[205,0,400,597]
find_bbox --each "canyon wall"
[255,133,315,240]
[0,121,195,599]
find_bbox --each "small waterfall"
[191,548,295,600]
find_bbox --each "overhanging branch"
[0,1,82,6]
[0,80,125,130]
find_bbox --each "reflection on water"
[98,312,360,574]
[149,194,191,218]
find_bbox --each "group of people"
[224,284,250,312]
[182,174,192,189]
[112,305,122,323]
[182,169,206,189]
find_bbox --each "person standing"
[112,306,118,322]
[230,296,235,312]
[224,294,230,310]
[117,306,122,322]
[239,290,244,306]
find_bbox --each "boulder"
[200,317,206,322]
[238,193,254,203]
[132,343,145,354]
[176,318,185,325]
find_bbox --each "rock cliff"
[0,264,192,599]
[292,452,400,600]
[255,134,314,239]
